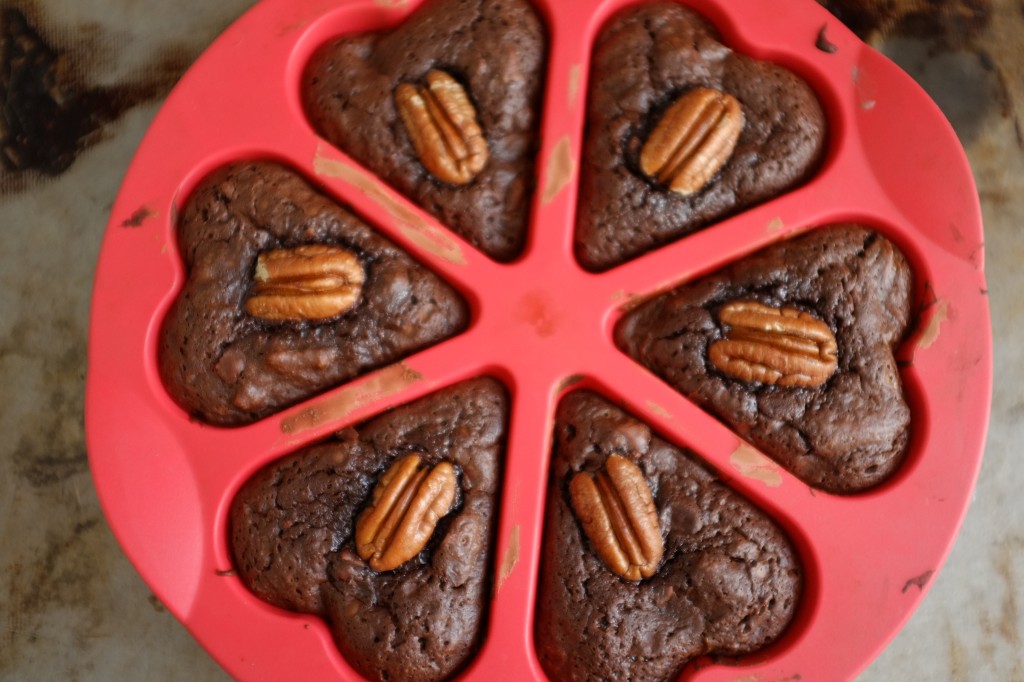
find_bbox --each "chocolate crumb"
[816,24,838,53]
[0,8,97,175]
[121,205,154,227]
[902,569,935,593]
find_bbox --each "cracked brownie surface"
[616,226,914,493]
[158,161,468,426]
[576,2,826,271]
[230,378,507,682]
[303,0,547,262]
[535,390,801,682]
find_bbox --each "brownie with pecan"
[576,2,826,270]
[303,0,547,262]
[616,226,914,493]
[535,390,801,682]
[230,378,507,682]
[159,161,468,426]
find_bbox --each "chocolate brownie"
[303,0,546,262]
[536,391,801,682]
[576,2,827,271]
[230,378,507,682]
[159,162,468,426]
[616,226,914,493]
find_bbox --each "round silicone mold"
[86,0,991,679]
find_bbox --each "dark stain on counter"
[0,307,127,676]
[817,0,1020,146]
[972,537,1024,680]
[990,539,1020,648]
[816,0,991,45]
[0,516,110,674]
[1,314,88,488]
[0,4,192,194]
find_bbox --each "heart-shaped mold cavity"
[535,389,801,680]
[616,225,914,494]
[575,2,827,271]
[158,161,469,426]
[230,377,508,681]
[302,0,548,263]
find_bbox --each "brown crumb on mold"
[645,400,672,419]
[494,524,520,595]
[917,299,949,350]
[816,24,839,53]
[902,569,935,592]
[397,221,467,266]
[279,363,424,435]
[541,135,574,205]
[730,444,783,488]
[121,205,155,228]
[568,64,582,105]
[313,147,467,265]
[557,374,586,393]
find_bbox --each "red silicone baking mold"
[86,0,991,679]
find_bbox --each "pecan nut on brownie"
[536,391,801,682]
[617,226,914,493]
[576,2,826,270]
[159,162,468,425]
[303,0,547,262]
[231,378,507,682]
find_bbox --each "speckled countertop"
[1,0,1021,680]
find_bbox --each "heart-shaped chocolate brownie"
[303,0,547,262]
[575,2,827,271]
[536,390,801,681]
[616,226,914,493]
[230,378,507,682]
[158,162,468,426]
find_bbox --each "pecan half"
[709,300,838,387]
[640,87,744,196]
[355,454,458,572]
[245,244,364,322]
[569,454,663,581]
[395,70,488,185]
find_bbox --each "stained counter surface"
[1,1,1021,680]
